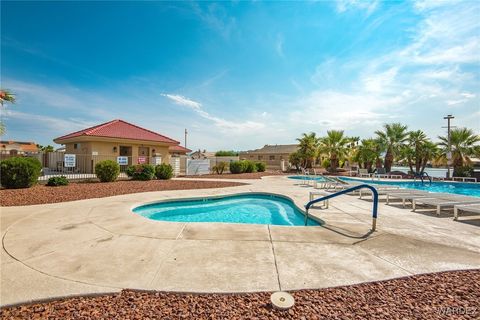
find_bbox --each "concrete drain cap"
[270,291,294,310]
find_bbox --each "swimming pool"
[133,193,321,226]
[340,177,480,197]
[288,175,327,181]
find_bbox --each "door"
[138,147,150,164]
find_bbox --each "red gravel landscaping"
[1,270,478,319]
[182,171,290,179]
[0,180,246,207]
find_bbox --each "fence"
[1,152,167,181]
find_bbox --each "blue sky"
[1,0,479,150]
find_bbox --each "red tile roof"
[169,145,191,154]
[0,141,38,153]
[54,119,179,145]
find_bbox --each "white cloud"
[161,93,202,110]
[275,33,285,58]
[336,0,379,15]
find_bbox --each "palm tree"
[0,89,16,135]
[419,141,439,174]
[375,123,409,172]
[318,130,349,172]
[353,138,382,172]
[438,128,480,173]
[404,130,429,174]
[296,132,320,168]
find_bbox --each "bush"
[215,150,239,156]
[0,157,42,189]
[155,163,174,180]
[229,160,246,174]
[46,176,69,186]
[255,162,266,172]
[321,158,331,169]
[212,162,228,174]
[95,160,120,182]
[453,165,473,177]
[126,165,136,177]
[244,160,257,173]
[127,164,155,180]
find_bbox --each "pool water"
[133,194,321,226]
[340,177,480,197]
[288,175,327,181]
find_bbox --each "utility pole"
[184,128,188,149]
[443,115,455,179]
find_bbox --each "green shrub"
[453,165,473,177]
[126,165,136,177]
[255,162,266,172]
[155,163,174,180]
[0,157,42,189]
[215,150,239,156]
[46,176,69,186]
[128,164,155,180]
[213,162,228,174]
[244,160,257,173]
[321,158,331,169]
[95,160,120,182]
[229,160,246,174]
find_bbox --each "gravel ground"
[1,270,478,319]
[182,172,290,179]
[0,180,246,207]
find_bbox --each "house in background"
[53,119,184,173]
[169,145,192,156]
[239,144,298,170]
[0,141,38,157]
[190,149,216,159]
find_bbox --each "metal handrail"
[413,172,432,185]
[304,184,379,231]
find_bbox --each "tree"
[375,123,409,172]
[215,150,238,156]
[296,132,320,168]
[438,128,480,173]
[318,130,349,172]
[403,130,429,174]
[288,151,302,171]
[353,138,382,172]
[0,89,16,135]
[37,144,55,152]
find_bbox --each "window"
[269,155,275,160]
[258,155,263,160]
[73,143,79,149]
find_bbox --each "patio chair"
[454,203,480,220]
[358,168,371,178]
[412,195,480,216]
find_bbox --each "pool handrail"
[413,171,432,185]
[304,184,379,231]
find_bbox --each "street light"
[443,115,455,179]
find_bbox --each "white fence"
[169,157,180,177]
[186,159,210,175]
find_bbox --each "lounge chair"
[358,168,371,178]
[454,203,480,220]
[385,190,430,205]
[309,190,331,208]
[358,184,401,199]
[452,177,477,183]
[412,195,480,216]
[374,167,389,179]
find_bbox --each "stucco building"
[239,144,298,170]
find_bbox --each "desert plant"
[128,164,155,180]
[46,176,69,186]
[155,163,174,180]
[95,160,120,182]
[321,158,331,169]
[244,160,257,173]
[0,157,42,188]
[453,165,474,177]
[229,160,246,174]
[212,162,228,174]
[255,162,266,172]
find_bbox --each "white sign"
[64,154,76,168]
[92,151,98,156]
[117,156,128,165]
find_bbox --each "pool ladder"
[304,184,379,231]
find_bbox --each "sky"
[1,0,479,151]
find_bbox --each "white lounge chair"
[454,203,480,220]
[412,196,480,216]
[358,168,371,178]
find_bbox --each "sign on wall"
[64,154,76,167]
[138,156,146,164]
[117,156,128,165]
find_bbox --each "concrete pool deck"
[1,176,479,306]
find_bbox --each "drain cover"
[270,291,294,310]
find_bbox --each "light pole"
[443,115,455,179]
[184,128,188,149]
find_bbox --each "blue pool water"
[133,194,321,226]
[340,177,480,197]
[288,175,327,181]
